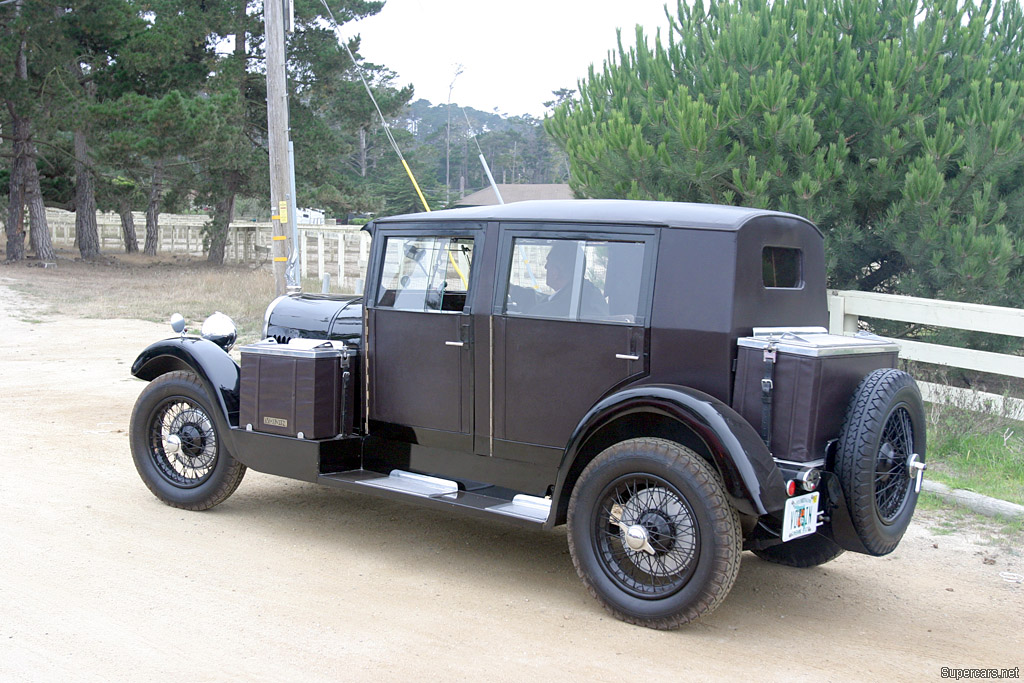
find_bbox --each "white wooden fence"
[41,209,372,292]
[828,290,1024,420]
[296,225,371,294]
[44,208,274,263]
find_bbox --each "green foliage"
[547,0,1024,320]
[401,99,570,201]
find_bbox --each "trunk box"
[732,330,899,463]
[239,339,355,439]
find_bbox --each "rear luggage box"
[733,329,899,463]
[239,339,355,439]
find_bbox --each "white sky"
[346,0,678,117]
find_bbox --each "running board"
[318,469,552,527]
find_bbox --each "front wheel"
[567,438,742,629]
[129,371,246,510]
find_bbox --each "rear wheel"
[836,369,926,555]
[130,371,246,510]
[567,438,742,629]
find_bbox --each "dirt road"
[1,275,1021,682]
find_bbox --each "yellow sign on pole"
[278,200,288,224]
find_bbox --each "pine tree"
[546,0,1024,318]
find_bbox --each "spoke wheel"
[567,438,741,630]
[148,398,219,488]
[594,475,700,599]
[837,369,926,556]
[130,371,246,511]
[875,407,915,524]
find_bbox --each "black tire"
[752,533,845,568]
[836,368,926,556]
[129,371,246,510]
[567,438,742,629]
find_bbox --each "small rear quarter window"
[763,246,802,288]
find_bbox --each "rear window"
[763,246,802,288]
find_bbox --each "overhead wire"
[318,0,431,213]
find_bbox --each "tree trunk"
[5,114,28,262]
[26,159,55,261]
[4,4,29,263]
[207,193,235,265]
[144,159,164,255]
[74,128,101,259]
[119,199,139,253]
[359,128,368,178]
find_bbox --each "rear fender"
[550,384,788,526]
[131,337,241,433]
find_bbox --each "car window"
[376,236,474,312]
[763,246,802,289]
[504,238,646,323]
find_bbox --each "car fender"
[131,337,241,434]
[551,384,788,523]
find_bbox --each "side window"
[763,246,802,289]
[376,236,474,312]
[504,237,646,323]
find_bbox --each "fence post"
[828,292,859,335]
[301,229,308,279]
[338,233,345,288]
[317,231,325,282]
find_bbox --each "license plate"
[782,491,820,542]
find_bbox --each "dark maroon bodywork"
[134,199,886,553]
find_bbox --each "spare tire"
[836,368,926,556]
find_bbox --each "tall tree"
[547,0,1024,314]
[60,0,140,259]
[2,0,56,261]
[101,0,223,254]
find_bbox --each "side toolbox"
[732,329,899,463]
[239,339,356,439]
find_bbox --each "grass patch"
[0,250,328,345]
[926,403,1024,506]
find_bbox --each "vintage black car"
[129,200,926,629]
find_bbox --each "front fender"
[131,337,241,430]
[552,384,788,523]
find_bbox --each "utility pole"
[265,0,290,296]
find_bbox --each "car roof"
[371,199,820,234]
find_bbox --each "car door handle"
[615,353,639,361]
[445,341,465,347]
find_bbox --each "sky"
[345,0,678,117]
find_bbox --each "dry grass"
[3,249,279,345]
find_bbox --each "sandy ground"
[0,274,1021,683]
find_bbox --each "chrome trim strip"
[773,457,826,469]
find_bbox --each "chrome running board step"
[318,469,551,527]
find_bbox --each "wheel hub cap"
[624,524,649,551]
[163,433,182,455]
[178,424,205,457]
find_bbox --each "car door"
[491,228,656,460]
[367,229,480,449]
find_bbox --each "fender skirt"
[131,337,241,441]
[553,384,789,523]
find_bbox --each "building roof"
[453,184,575,207]
[373,199,820,235]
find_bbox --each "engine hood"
[263,293,364,349]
